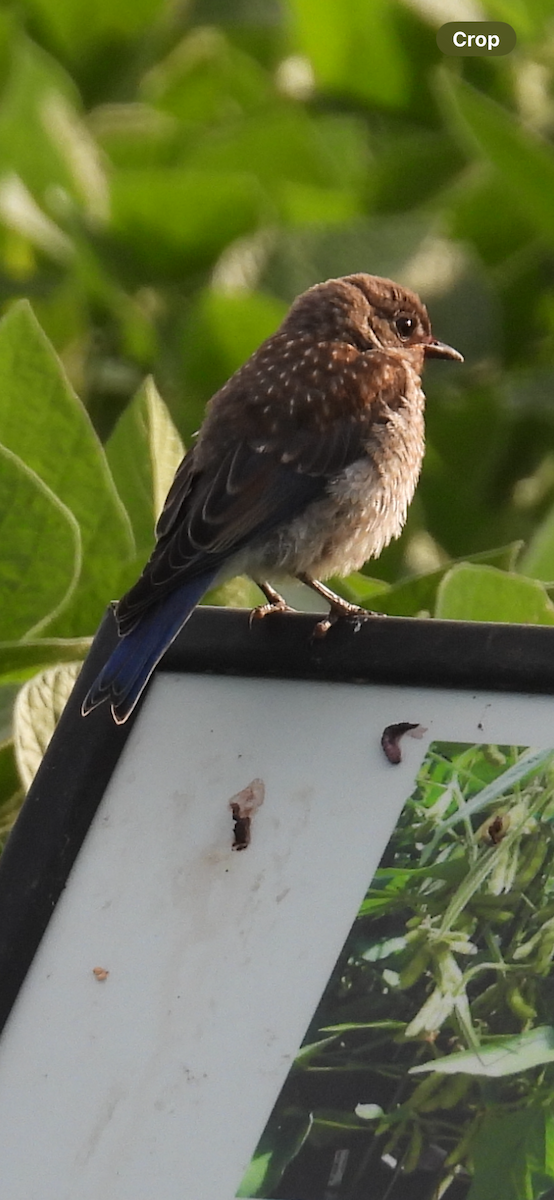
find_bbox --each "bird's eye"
[395,316,416,339]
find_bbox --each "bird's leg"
[297,573,378,638]
[250,580,298,623]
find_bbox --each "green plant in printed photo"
[238,741,554,1200]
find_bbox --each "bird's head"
[284,273,463,370]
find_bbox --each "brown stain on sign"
[381,722,427,765]
[229,779,265,850]
[92,967,109,981]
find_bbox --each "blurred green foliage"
[4,0,554,826]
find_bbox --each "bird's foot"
[296,573,379,638]
[249,581,298,625]
[312,600,378,639]
[250,598,297,623]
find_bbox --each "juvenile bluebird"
[82,273,462,723]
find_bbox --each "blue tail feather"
[82,571,217,723]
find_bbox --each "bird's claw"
[312,615,334,638]
[312,604,378,640]
[249,599,297,626]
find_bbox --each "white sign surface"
[0,672,551,1199]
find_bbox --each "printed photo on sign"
[237,741,554,1200]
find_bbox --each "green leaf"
[38,91,109,225]
[0,33,81,201]
[279,181,363,226]
[422,383,508,555]
[411,1026,554,1079]
[484,0,551,40]
[310,1108,375,1137]
[0,638,91,680]
[449,170,535,268]
[235,1151,273,1199]
[236,1110,313,1198]
[13,662,81,790]
[0,686,17,741]
[110,168,266,277]
[0,443,81,639]
[23,0,163,60]
[361,935,407,961]
[106,376,184,555]
[385,548,521,615]
[0,173,72,264]
[369,130,463,214]
[467,1107,554,1200]
[0,738,23,848]
[435,564,554,625]
[519,500,554,581]
[142,27,272,125]
[439,72,554,248]
[329,572,390,606]
[144,379,185,520]
[322,1021,406,1033]
[0,739,21,806]
[186,108,368,194]
[294,1035,339,1064]
[89,101,178,171]
[0,302,134,635]
[289,0,409,108]
[333,546,520,617]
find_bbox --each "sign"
[0,609,553,1199]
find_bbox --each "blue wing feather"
[81,570,217,724]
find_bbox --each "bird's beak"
[423,338,464,363]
